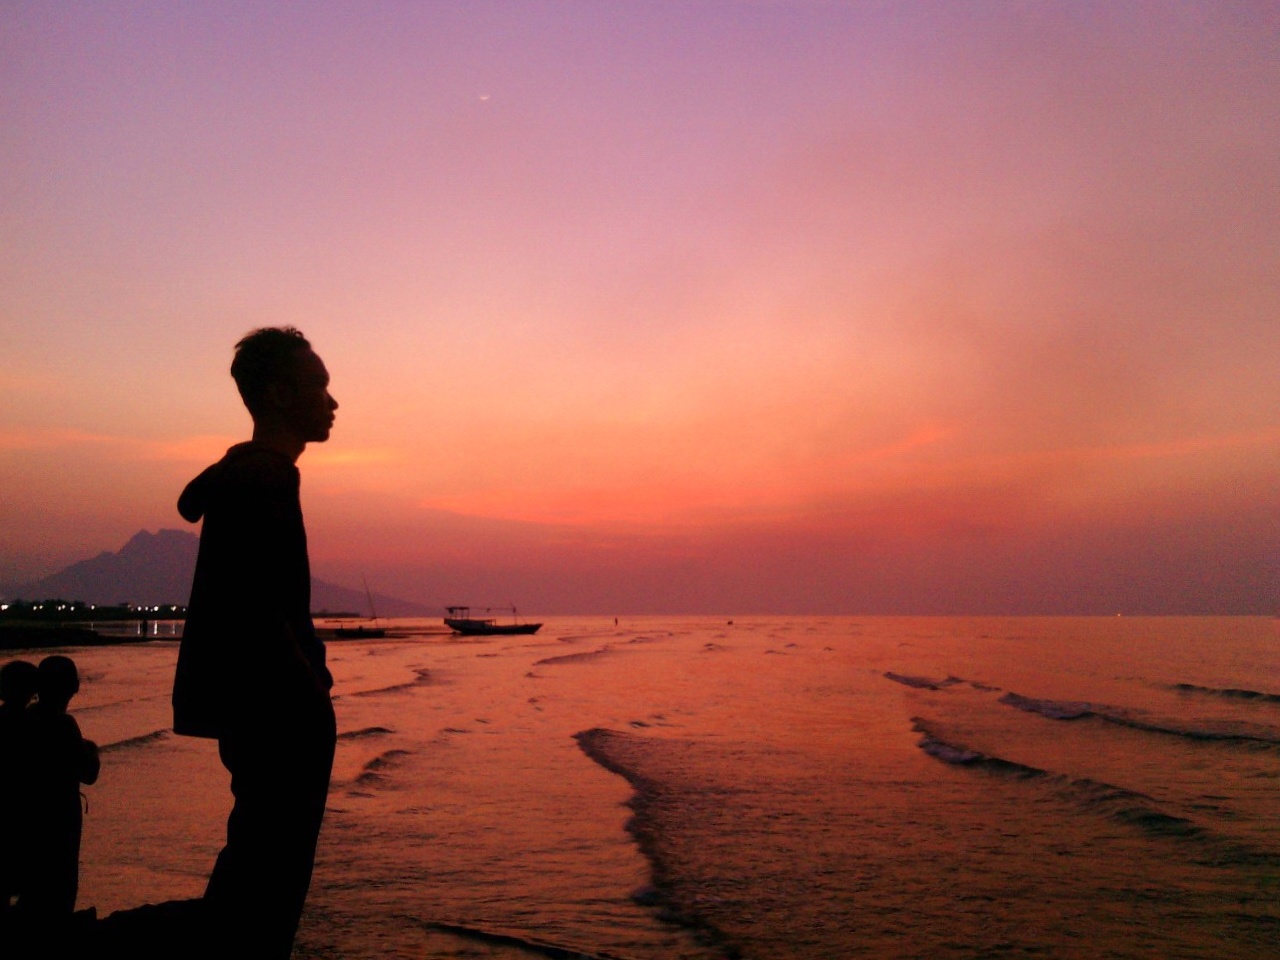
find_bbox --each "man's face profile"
[277,348,338,444]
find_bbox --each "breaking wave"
[884,672,964,690]
[1170,683,1280,705]
[353,748,413,787]
[573,728,738,957]
[911,719,1278,862]
[337,725,394,741]
[912,723,1044,779]
[535,647,619,666]
[101,729,169,752]
[998,692,1280,744]
[345,668,433,698]
[422,919,633,959]
[999,692,1093,720]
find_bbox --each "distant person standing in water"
[174,327,338,959]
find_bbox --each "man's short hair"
[230,326,312,416]
[0,659,38,704]
[37,655,79,701]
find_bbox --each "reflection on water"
[80,619,185,639]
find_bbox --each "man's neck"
[251,422,307,463]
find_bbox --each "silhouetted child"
[0,660,39,920]
[15,656,99,921]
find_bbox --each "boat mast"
[362,575,380,626]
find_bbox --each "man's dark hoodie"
[174,442,332,739]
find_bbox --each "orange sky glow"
[2,2,1277,613]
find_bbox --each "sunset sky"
[2,2,1277,613]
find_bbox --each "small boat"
[444,606,542,636]
[335,576,388,638]
[334,623,387,638]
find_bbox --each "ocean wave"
[100,729,169,752]
[999,692,1093,720]
[74,693,171,714]
[573,728,654,790]
[1170,683,1280,705]
[1099,713,1280,745]
[913,719,1181,821]
[574,728,739,957]
[421,919,635,959]
[1054,776,1211,838]
[345,668,433,698]
[626,716,672,729]
[535,647,618,666]
[998,692,1280,744]
[353,748,412,787]
[911,719,1278,862]
[911,722,1045,779]
[337,725,394,741]
[884,672,964,691]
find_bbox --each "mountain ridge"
[2,529,435,618]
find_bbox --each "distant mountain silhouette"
[11,530,197,607]
[5,529,435,617]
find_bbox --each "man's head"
[0,659,38,708]
[37,655,79,710]
[231,327,338,446]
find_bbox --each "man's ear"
[260,379,293,412]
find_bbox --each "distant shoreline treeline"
[0,600,183,650]
[1,599,365,626]
[0,600,372,652]
[0,599,187,621]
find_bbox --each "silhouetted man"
[174,327,338,959]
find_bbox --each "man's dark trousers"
[204,701,336,959]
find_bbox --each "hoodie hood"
[177,442,297,523]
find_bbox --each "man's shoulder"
[181,442,300,522]
[218,442,299,486]
[195,444,299,504]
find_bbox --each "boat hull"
[444,618,542,636]
[334,625,387,638]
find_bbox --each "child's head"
[36,655,80,710]
[0,659,38,708]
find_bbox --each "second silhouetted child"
[0,659,39,920]
[16,655,100,920]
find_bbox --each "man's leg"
[205,706,335,959]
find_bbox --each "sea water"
[22,616,1280,958]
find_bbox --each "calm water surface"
[20,616,1279,958]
